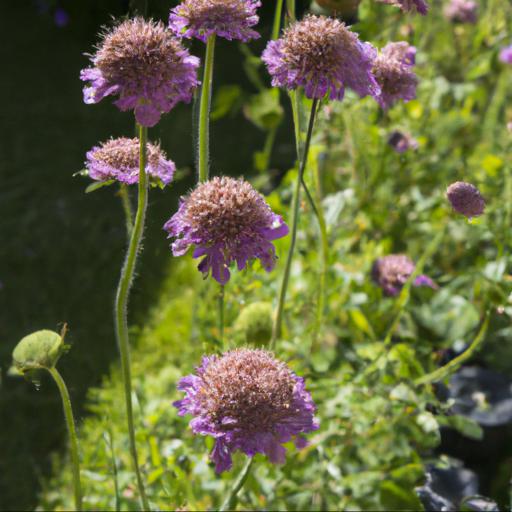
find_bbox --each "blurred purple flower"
[499,45,512,65]
[164,177,288,284]
[446,181,485,219]
[444,0,478,24]
[80,17,200,127]
[54,7,70,27]
[174,349,319,473]
[388,130,419,153]
[372,254,437,296]
[377,0,429,14]
[262,15,380,101]
[373,42,418,110]
[169,0,261,42]
[85,137,175,186]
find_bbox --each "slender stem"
[114,124,150,511]
[271,99,319,347]
[272,0,285,40]
[415,311,490,387]
[311,157,328,350]
[219,458,254,512]
[218,284,225,349]
[48,367,82,511]
[198,35,216,183]
[118,184,133,239]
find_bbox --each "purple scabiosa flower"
[444,0,478,24]
[372,254,436,296]
[85,137,175,186]
[499,45,512,65]
[169,0,261,42]
[376,0,429,15]
[446,181,485,219]
[80,17,200,127]
[262,15,380,101]
[163,177,288,284]
[388,130,419,153]
[372,42,418,110]
[174,348,319,473]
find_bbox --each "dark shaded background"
[0,1,293,509]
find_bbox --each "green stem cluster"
[48,367,82,511]
[272,99,319,347]
[114,124,150,511]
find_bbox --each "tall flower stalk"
[48,366,83,511]
[262,14,380,345]
[198,34,216,182]
[272,98,319,344]
[114,125,150,510]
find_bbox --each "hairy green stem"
[118,184,133,239]
[415,312,490,386]
[271,99,319,347]
[219,458,254,512]
[114,124,150,511]
[48,367,82,511]
[198,35,216,182]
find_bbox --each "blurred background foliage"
[2,0,512,510]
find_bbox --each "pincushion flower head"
[499,45,512,65]
[377,0,429,15]
[444,0,478,24]
[373,42,418,110]
[262,15,380,101]
[163,177,289,285]
[174,348,319,473]
[446,181,485,219]
[372,254,437,296]
[85,137,175,186]
[169,0,261,42]
[80,17,200,127]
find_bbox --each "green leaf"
[379,480,423,510]
[243,89,283,131]
[439,414,484,440]
[85,180,115,194]
[210,85,242,121]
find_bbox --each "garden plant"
[5,0,512,510]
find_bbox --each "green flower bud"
[233,302,273,346]
[12,329,65,372]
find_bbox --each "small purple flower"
[499,45,512,65]
[85,137,175,186]
[80,17,200,127]
[444,0,478,24]
[262,15,380,101]
[446,181,485,219]
[164,177,288,284]
[372,254,437,296]
[373,42,418,110]
[169,0,261,42]
[388,130,419,153]
[174,349,319,473]
[376,0,429,15]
